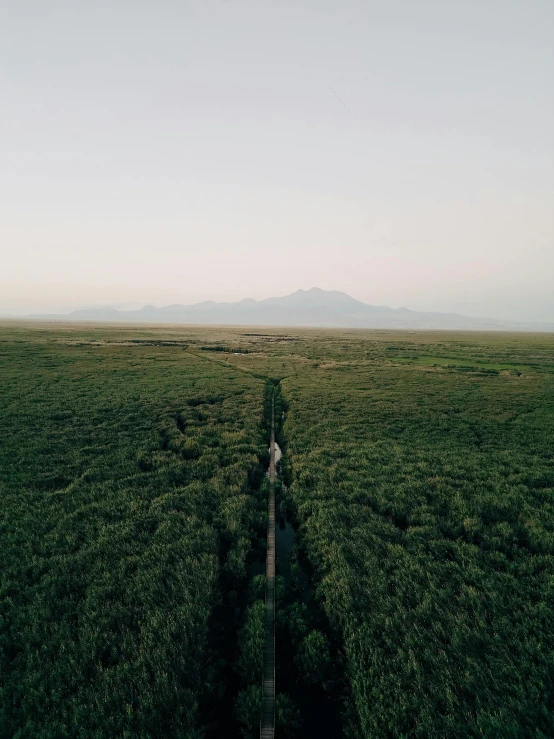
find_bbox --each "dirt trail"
[260,395,276,738]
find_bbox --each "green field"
[1,323,553,738]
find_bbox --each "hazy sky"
[2,0,553,320]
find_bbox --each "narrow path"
[261,394,276,738]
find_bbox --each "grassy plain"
[0,322,269,738]
[1,322,553,738]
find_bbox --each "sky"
[1,0,553,321]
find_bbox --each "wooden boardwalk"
[260,396,276,738]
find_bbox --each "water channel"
[271,442,343,738]
[273,443,298,588]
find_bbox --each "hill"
[28,288,554,331]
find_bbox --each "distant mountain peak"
[24,288,554,332]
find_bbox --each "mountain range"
[27,288,554,331]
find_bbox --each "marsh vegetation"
[1,323,553,737]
